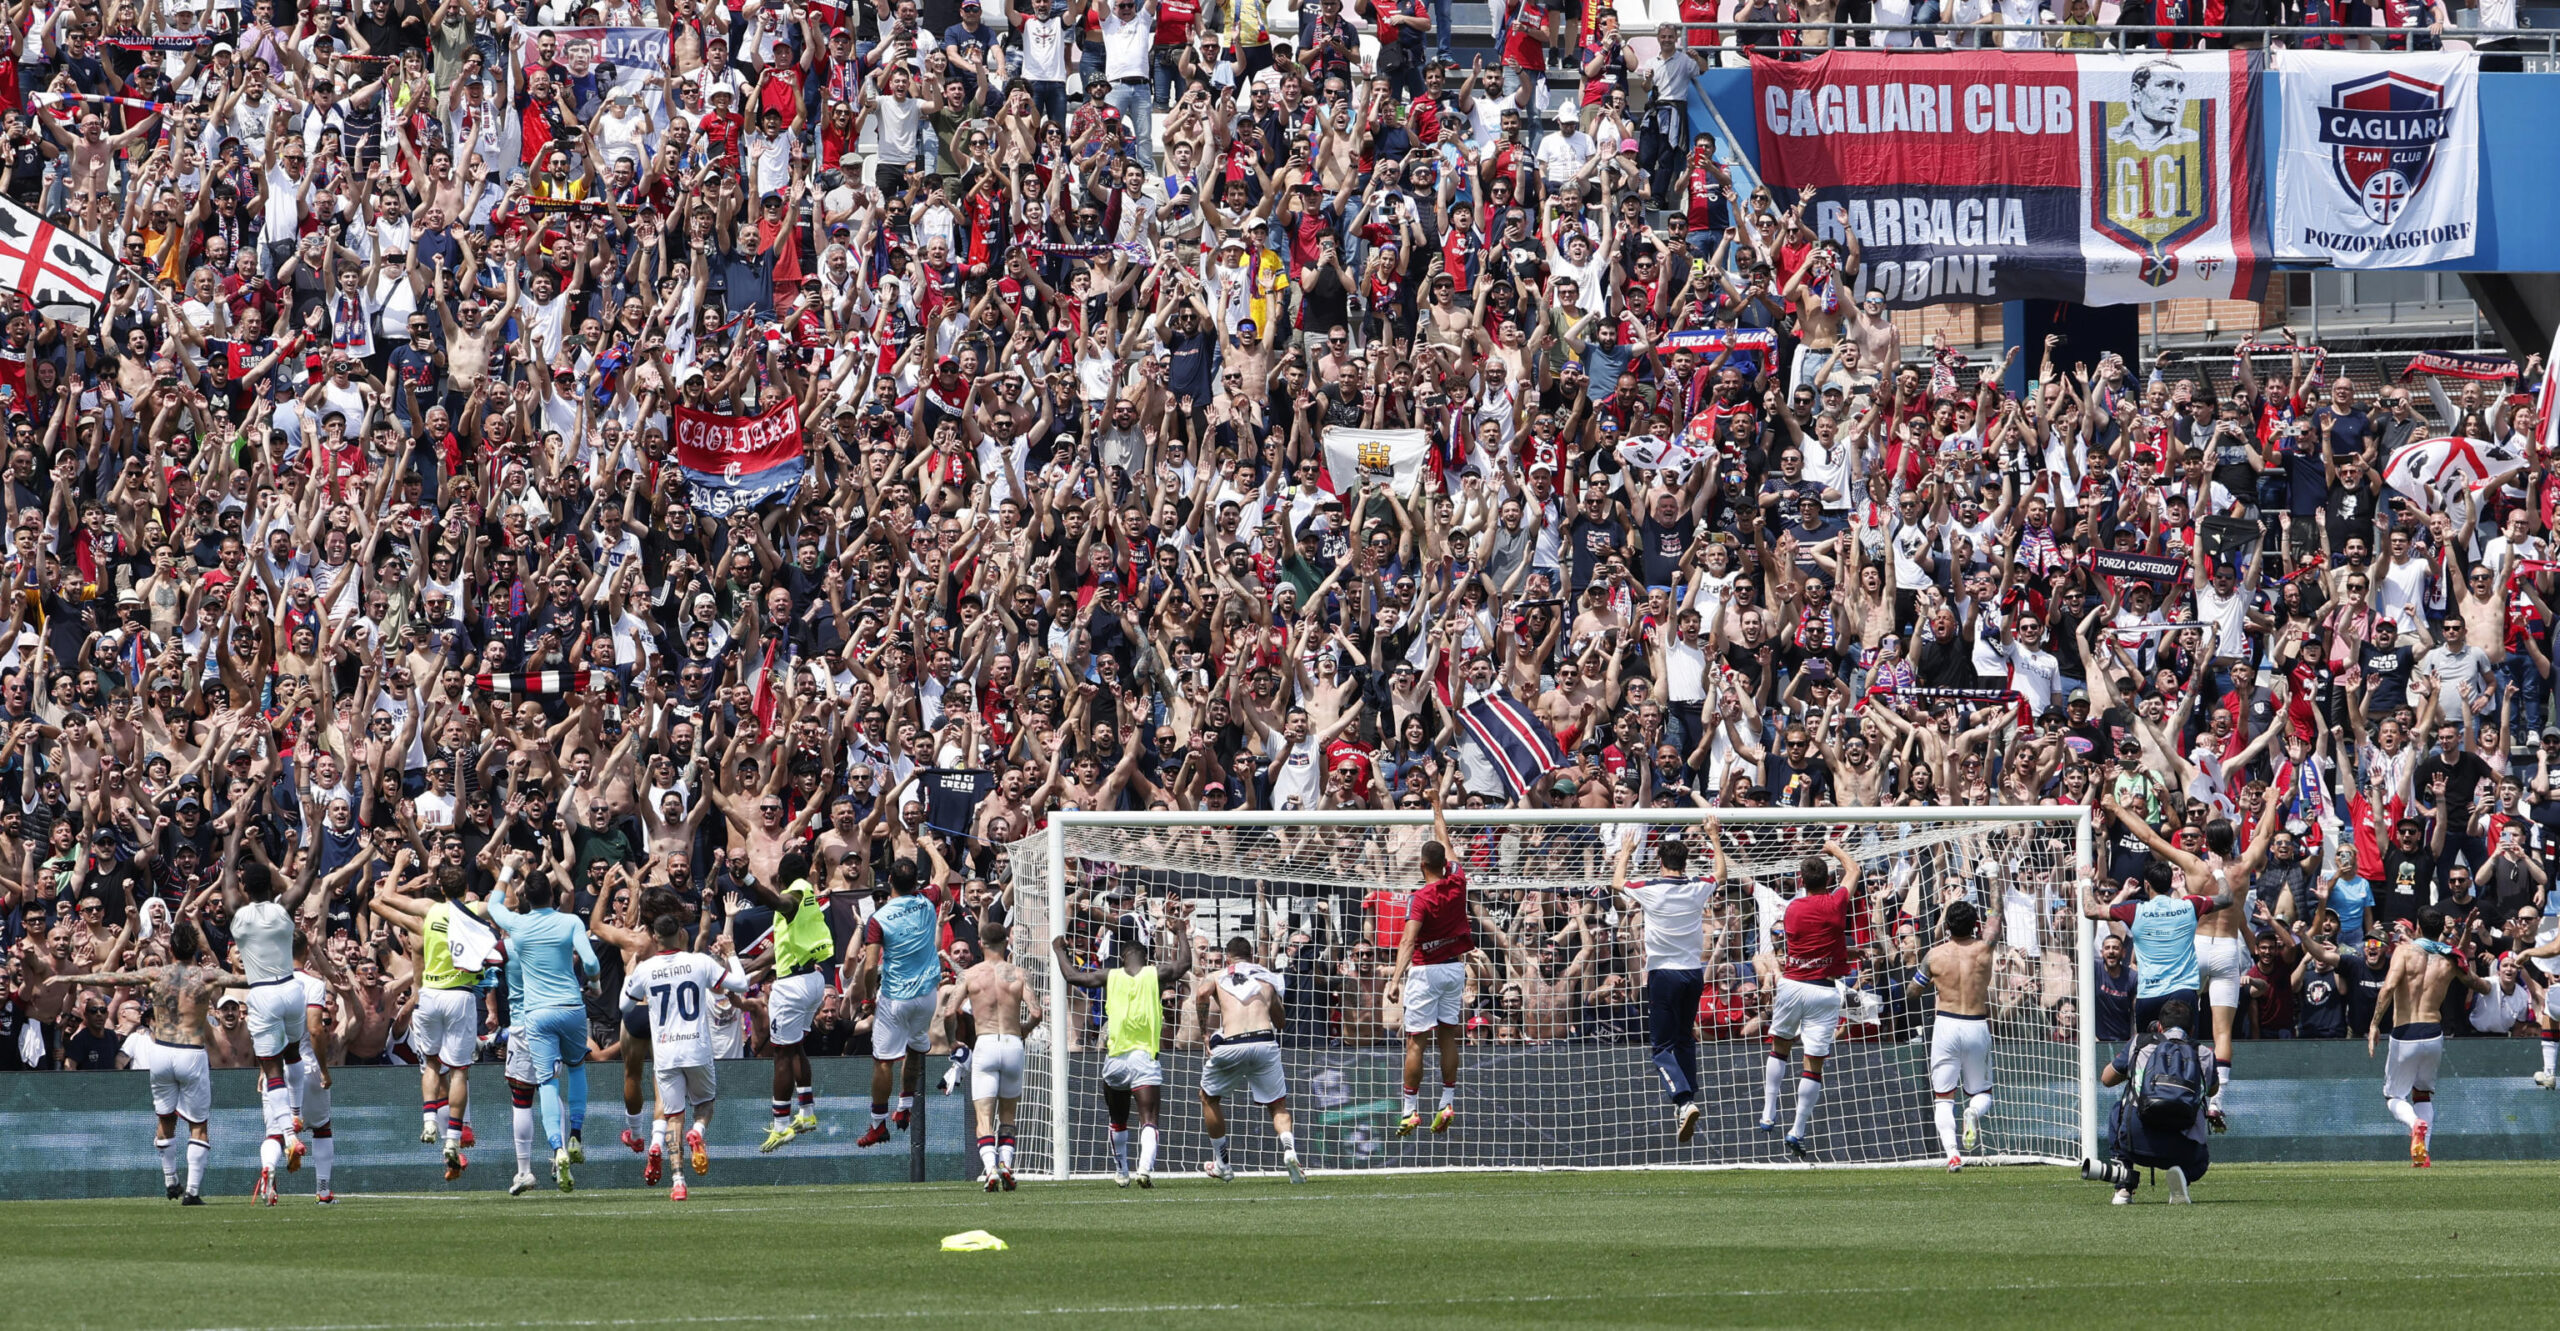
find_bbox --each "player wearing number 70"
[621,917,752,1202]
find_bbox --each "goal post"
[1013,806,2096,1180]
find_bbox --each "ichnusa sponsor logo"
[2087,60,2219,288]
[2316,71,2451,227]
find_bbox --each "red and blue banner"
[674,395,808,518]
[1439,675,1565,800]
[1750,51,2265,309]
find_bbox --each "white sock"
[1138,1125,1158,1172]
[185,1140,207,1193]
[1762,1056,1786,1125]
[896,1094,913,1116]
[1401,1090,1419,1115]
[1791,1075,1824,1138]
[1967,1091,1992,1126]
[626,1110,644,1136]
[313,1135,334,1192]
[430,1101,449,1137]
[1277,1130,1297,1157]
[156,1136,178,1185]
[2415,1100,2435,1129]
[1110,1128,1129,1168]
[1933,1100,1958,1157]
[2543,1037,2557,1076]
[1437,1085,1455,1110]
[651,1118,668,1147]
[260,1135,282,1170]
[513,1104,538,1172]
[997,1139,1015,1171]
[2386,1097,2419,1128]
[261,1079,294,1139]
[444,1123,463,1149]
[979,1141,998,1175]
[1209,1136,1228,1164]
[283,1062,307,1117]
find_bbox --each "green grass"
[6,1165,2556,1329]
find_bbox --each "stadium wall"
[0,1057,967,1200]
[1694,70,2560,273]
[0,1042,2545,1198]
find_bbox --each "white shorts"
[246,980,308,1059]
[971,1033,1026,1101]
[412,986,480,1069]
[2383,1032,2445,1101]
[655,1061,718,1110]
[1201,1037,1288,1105]
[869,991,937,1057]
[2542,979,2560,1024]
[1771,978,1844,1057]
[1401,961,1467,1033]
[768,970,831,1047]
[2196,935,2252,1010]
[151,1043,212,1123]
[1102,1048,1164,1090]
[505,1025,538,1084]
[298,1050,333,1126]
[1928,1014,1993,1097]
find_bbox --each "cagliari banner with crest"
[1750,52,2265,309]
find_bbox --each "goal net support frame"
[1015,806,2097,1179]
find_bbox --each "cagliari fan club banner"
[2269,51,2478,269]
[1751,52,2267,308]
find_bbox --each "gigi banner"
[1751,52,2266,309]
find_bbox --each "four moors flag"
[0,198,117,328]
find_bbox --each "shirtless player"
[56,921,242,1204]
[1908,899,2000,1171]
[2109,802,2278,1125]
[1196,936,1306,1184]
[949,919,1043,1191]
[2377,907,2494,1166]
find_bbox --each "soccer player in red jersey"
[1389,771,1468,1136]
[1763,840,1861,1162]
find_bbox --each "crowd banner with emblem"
[1751,52,2264,309]
[675,395,808,517]
[1321,427,1431,499]
[2270,52,2478,270]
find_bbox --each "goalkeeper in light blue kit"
[854,860,944,1149]
[488,867,600,1192]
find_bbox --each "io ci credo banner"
[1750,52,2266,308]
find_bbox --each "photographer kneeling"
[2083,997,2218,1204]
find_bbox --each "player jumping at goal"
[1052,901,1194,1186]
[623,915,751,1200]
[950,920,1044,1191]
[1198,937,1305,1184]
[1908,899,1999,1171]
[1758,838,1861,1162]
[1610,827,1719,1144]
[2373,907,2492,1167]
[1389,773,1468,1136]
[56,921,240,1204]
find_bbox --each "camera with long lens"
[2080,1158,2135,1188]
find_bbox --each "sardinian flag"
[0,198,116,328]
[2381,434,2528,512]
[470,670,594,695]
[1436,667,1564,800]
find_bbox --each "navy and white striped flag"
[1439,669,1565,800]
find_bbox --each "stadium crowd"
[0,0,2550,1094]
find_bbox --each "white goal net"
[1009,808,2095,1179]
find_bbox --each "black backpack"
[2129,1033,2206,1132]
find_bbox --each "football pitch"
[6,1164,2552,1330]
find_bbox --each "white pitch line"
[149,1269,2530,1331]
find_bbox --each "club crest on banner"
[2088,61,2218,289]
[2317,71,2450,227]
